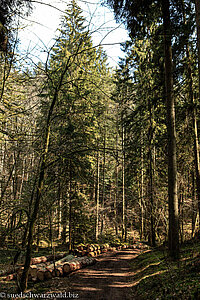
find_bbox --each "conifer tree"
[46,0,112,245]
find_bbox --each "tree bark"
[122,125,126,240]
[101,132,106,235]
[139,131,144,240]
[57,180,62,240]
[114,133,119,236]
[69,162,72,252]
[192,172,197,237]
[147,97,156,246]
[162,0,179,259]
[195,0,200,225]
[95,150,100,241]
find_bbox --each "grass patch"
[131,241,200,299]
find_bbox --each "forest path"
[45,249,142,300]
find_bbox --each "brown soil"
[44,249,141,300]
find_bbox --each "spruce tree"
[35,0,112,250]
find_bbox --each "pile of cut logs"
[2,244,114,283]
[3,254,96,283]
[128,243,149,250]
[1,242,148,283]
[74,243,116,257]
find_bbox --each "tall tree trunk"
[181,0,200,235]
[147,98,156,246]
[122,125,126,240]
[192,171,197,237]
[95,150,100,241]
[19,158,25,200]
[101,132,106,235]
[57,180,62,240]
[69,162,72,252]
[36,222,40,252]
[162,0,179,259]
[185,44,200,231]
[195,0,200,226]
[139,131,144,240]
[61,192,67,244]
[49,209,53,249]
[19,122,51,292]
[178,189,184,244]
[114,134,119,236]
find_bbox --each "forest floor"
[1,241,200,299]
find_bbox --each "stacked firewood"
[3,254,96,283]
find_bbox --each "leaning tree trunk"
[162,0,179,259]
[19,121,51,292]
[19,57,72,292]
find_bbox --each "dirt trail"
[51,249,141,300]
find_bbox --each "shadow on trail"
[68,249,141,300]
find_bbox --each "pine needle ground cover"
[132,241,200,299]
